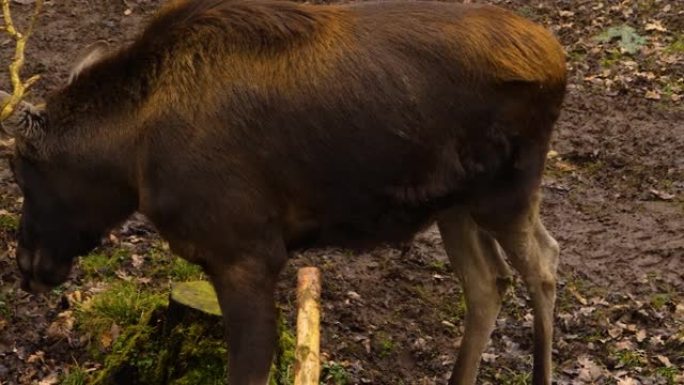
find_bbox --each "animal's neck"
[45,52,149,194]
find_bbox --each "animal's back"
[120,0,567,249]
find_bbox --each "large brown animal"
[1,0,566,384]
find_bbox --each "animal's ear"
[68,40,110,84]
[0,91,46,140]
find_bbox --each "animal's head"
[1,41,138,293]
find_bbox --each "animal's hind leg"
[477,194,559,385]
[437,207,513,385]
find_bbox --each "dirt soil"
[0,0,682,384]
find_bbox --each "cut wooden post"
[294,267,322,385]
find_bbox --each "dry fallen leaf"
[66,290,83,307]
[617,377,640,385]
[481,353,497,363]
[656,355,672,368]
[46,311,75,340]
[675,303,684,320]
[577,355,605,381]
[131,253,145,269]
[645,90,661,100]
[26,350,45,364]
[635,329,647,342]
[37,373,59,385]
[644,21,667,33]
[614,340,635,350]
[649,188,675,200]
[100,331,113,349]
[608,326,623,339]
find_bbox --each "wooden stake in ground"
[294,267,322,385]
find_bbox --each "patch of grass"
[0,292,9,318]
[655,366,680,385]
[375,332,395,358]
[167,257,204,281]
[61,365,88,385]
[76,281,167,338]
[409,284,465,323]
[321,361,351,385]
[666,35,684,54]
[580,160,605,176]
[651,293,671,310]
[0,213,19,232]
[429,259,448,272]
[599,50,623,68]
[496,369,531,385]
[445,294,467,321]
[614,350,647,368]
[567,50,587,62]
[80,250,126,279]
[146,247,204,282]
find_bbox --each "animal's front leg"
[209,254,285,385]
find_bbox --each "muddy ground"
[0,0,682,384]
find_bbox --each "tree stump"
[166,280,222,331]
[158,281,226,384]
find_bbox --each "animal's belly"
[285,199,445,251]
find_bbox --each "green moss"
[80,251,125,280]
[666,35,684,53]
[167,257,204,281]
[71,276,296,385]
[0,213,18,231]
[429,259,448,272]
[146,247,204,282]
[271,314,296,385]
[76,281,167,337]
[0,292,9,318]
[409,284,466,323]
[614,350,647,368]
[599,50,623,68]
[567,50,587,62]
[167,324,227,385]
[651,293,671,310]
[444,295,467,321]
[60,366,88,385]
[321,361,351,385]
[655,366,680,385]
[375,332,395,358]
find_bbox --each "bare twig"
[0,0,43,121]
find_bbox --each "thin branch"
[0,0,43,121]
